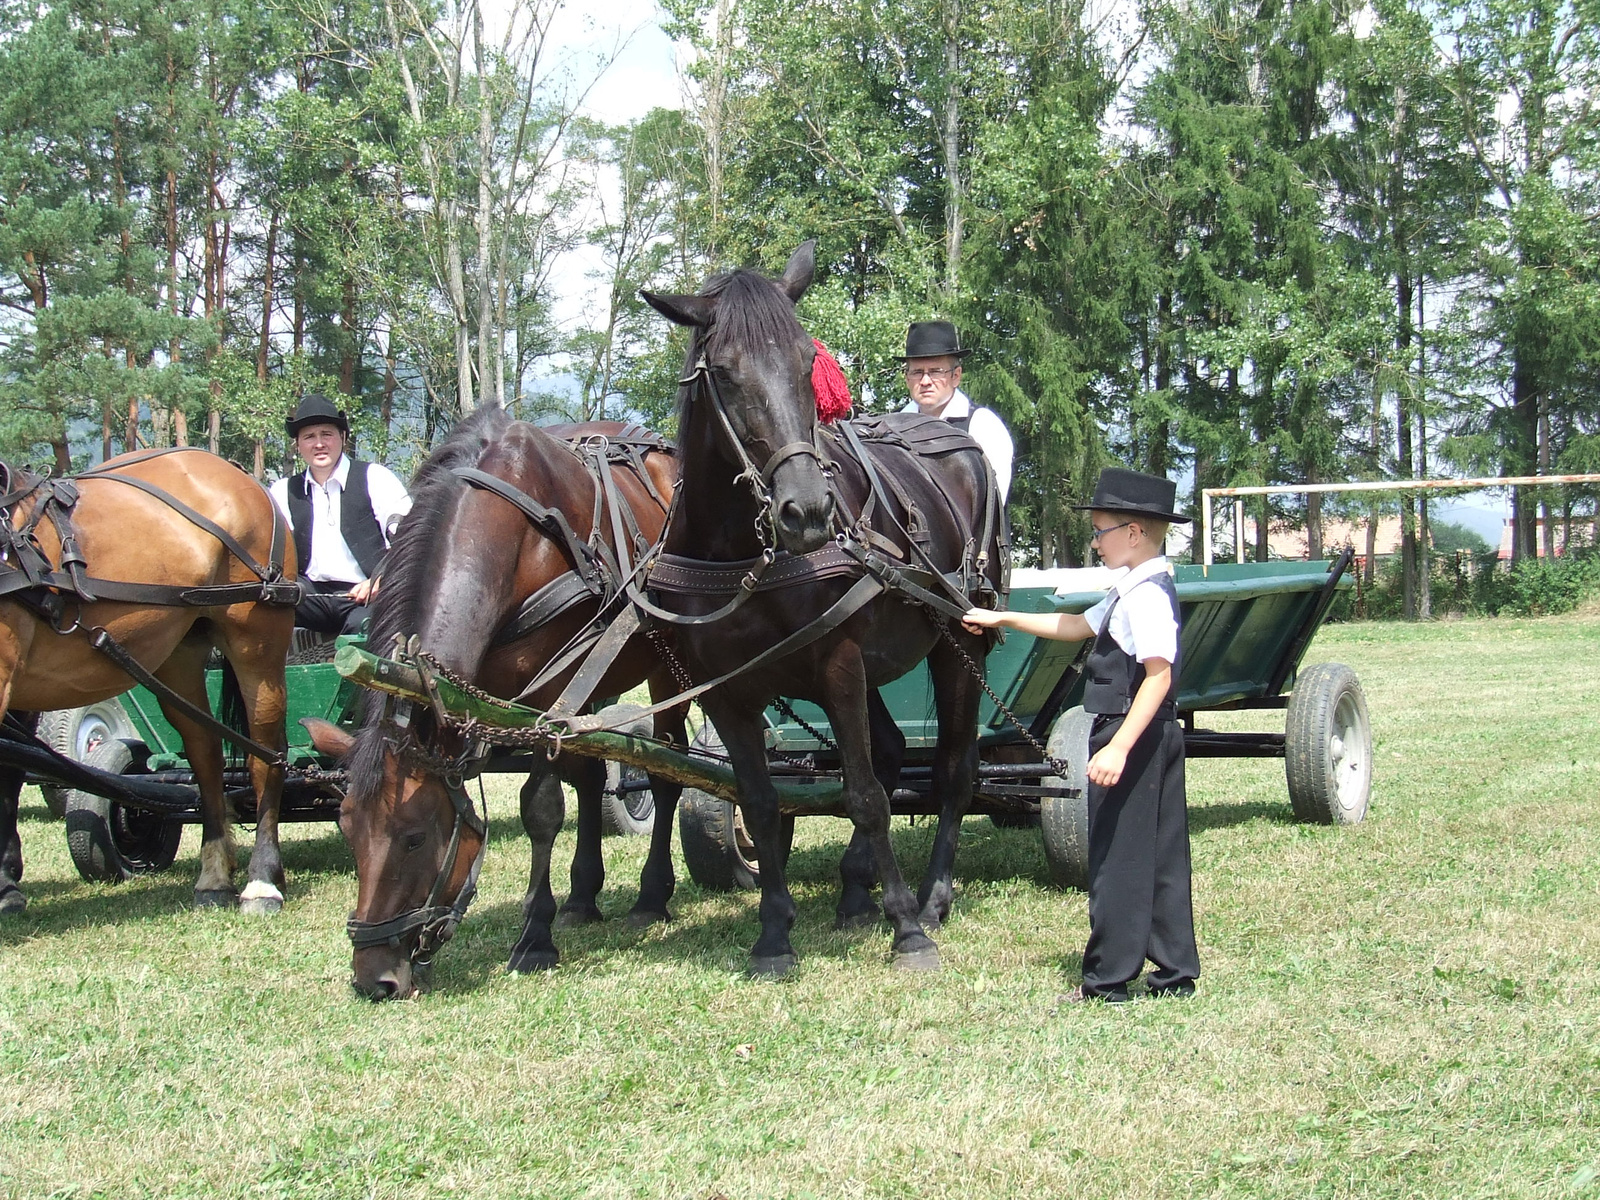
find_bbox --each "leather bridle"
[344,696,489,968]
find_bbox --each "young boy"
[963,467,1199,1002]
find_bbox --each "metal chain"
[928,608,1073,777]
[643,622,695,696]
[770,696,838,754]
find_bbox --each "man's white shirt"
[1080,555,1179,663]
[899,389,1013,502]
[269,454,412,583]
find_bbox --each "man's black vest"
[286,457,386,580]
[1083,571,1181,720]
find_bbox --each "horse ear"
[641,290,716,328]
[779,240,816,302]
[301,716,355,760]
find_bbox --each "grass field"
[2,615,1598,1199]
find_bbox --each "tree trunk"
[258,211,278,383]
[1537,394,1553,559]
[941,0,962,298]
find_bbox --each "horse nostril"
[778,498,807,531]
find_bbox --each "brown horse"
[305,411,685,1000]
[0,448,294,914]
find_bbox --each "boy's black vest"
[1083,570,1181,721]
[285,457,386,580]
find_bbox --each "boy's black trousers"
[1080,714,1200,998]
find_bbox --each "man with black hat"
[962,467,1200,1003]
[896,320,1013,502]
[269,394,412,635]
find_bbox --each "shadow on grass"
[1188,799,1295,833]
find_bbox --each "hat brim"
[1072,503,1192,524]
[893,348,973,362]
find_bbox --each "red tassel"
[811,338,853,424]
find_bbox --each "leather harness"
[0,447,297,765]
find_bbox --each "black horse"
[642,241,1005,975]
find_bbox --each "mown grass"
[2,615,1598,1199]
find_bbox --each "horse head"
[643,240,836,554]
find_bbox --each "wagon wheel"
[596,704,656,837]
[37,699,136,821]
[1039,705,1093,891]
[63,739,184,883]
[676,720,793,892]
[1285,662,1372,825]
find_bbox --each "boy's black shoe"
[1146,976,1196,999]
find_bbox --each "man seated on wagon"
[269,394,412,636]
[897,320,1013,503]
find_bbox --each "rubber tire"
[1285,662,1372,825]
[38,699,136,820]
[596,703,656,837]
[1039,705,1094,891]
[63,739,183,883]
[676,720,792,892]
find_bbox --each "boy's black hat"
[1074,467,1191,524]
[895,320,972,361]
[285,393,350,438]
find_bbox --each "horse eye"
[404,831,428,852]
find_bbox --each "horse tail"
[217,657,250,765]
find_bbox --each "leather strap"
[86,626,286,765]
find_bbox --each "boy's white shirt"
[1080,555,1179,663]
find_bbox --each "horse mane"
[675,268,808,436]
[345,403,513,798]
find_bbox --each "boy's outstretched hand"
[961,607,1001,635]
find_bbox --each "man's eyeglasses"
[1089,521,1134,542]
[904,367,955,381]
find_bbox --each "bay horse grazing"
[304,410,685,1001]
[641,240,1005,975]
[0,448,294,914]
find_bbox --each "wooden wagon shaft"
[334,645,850,814]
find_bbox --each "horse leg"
[915,630,984,932]
[814,643,939,970]
[835,689,902,929]
[154,637,236,907]
[0,713,32,915]
[627,697,686,929]
[0,626,32,913]
[703,696,800,976]
[216,622,290,916]
[509,769,564,972]
[557,755,606,926]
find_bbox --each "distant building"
[1497,518,1595,560]
[1244,515,1410,560]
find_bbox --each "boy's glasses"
[1089,521,1134,543]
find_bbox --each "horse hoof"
[239,895,283,917]
[508,949,560,974]
[919,915,944,935]
[748,953,799,979]
[834,907,881,931]
[555,906,604,928]
[193,889,238,909]
[0,886,26,915]
[892,945,941,972]
[625,908,670,930]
